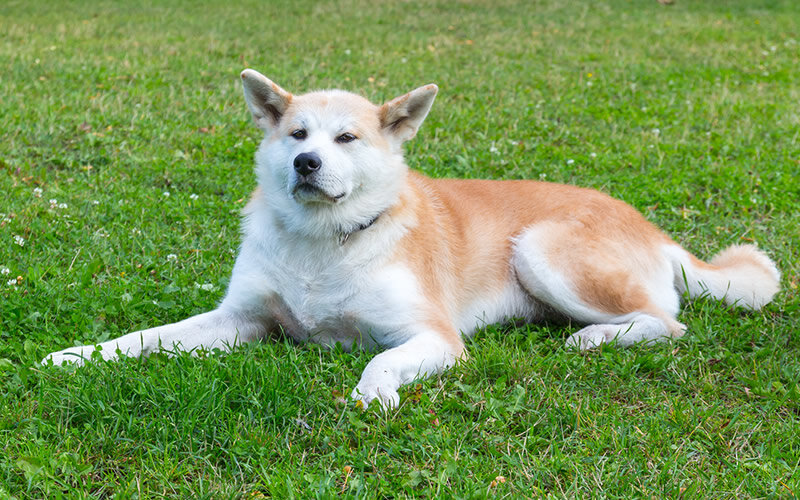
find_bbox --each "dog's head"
[240,69,437,237]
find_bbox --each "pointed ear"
[379,84,438,143]
[240,69,293,132]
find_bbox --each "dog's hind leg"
[562,313,684,350]
[512,221,686,349]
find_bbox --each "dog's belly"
[455,279,541,335]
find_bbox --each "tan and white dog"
[44,69,781,408]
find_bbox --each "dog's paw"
[41,346,95,367]
[350,381,400,410]
[565,324,619,350]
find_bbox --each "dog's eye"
[290,129,307,140]
[335,133,357,144]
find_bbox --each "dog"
[43,68,781,409]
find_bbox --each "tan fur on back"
[393,172,672,315]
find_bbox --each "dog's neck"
[337,210,384,245]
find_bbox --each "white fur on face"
[254,91,407,239]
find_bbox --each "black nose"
[293,152,322,177]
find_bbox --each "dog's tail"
[666,244,780,309]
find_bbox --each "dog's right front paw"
[41,346,95,367]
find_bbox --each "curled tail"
[668,244,780,310]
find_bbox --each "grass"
[1,0,799,496]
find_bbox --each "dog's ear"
[379,84,438,143]
[240,69,292,132]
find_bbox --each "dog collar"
[338,211,383,245]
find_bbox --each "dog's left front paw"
[350,381,400,410]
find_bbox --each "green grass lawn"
[2,0,799,496]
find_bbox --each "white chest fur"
[221,206,423,351]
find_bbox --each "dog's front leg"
[42,308,269,366]
[351,330,464,409]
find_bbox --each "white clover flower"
[590,152,597,158]
[92,200,100,205]
[652,128,660,136]
[189,193,199,200]
[163,191,171,197]
[14,235,25,247]
[58,203,68,209]
[7,279,17,286]
[0,267,10,275]
[166,254,177,262]
[49,199,58,208]
[566,159,575,165]
[33,187,43,198]
[489,144,499,154]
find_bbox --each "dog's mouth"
[291,182,346,204]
